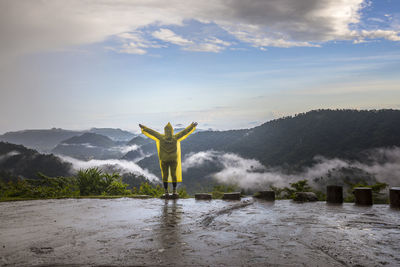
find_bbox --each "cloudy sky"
[0,0,399,133]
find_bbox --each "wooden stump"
[195,193,212,200]
[253,190,275,201]
[222,192,241,200]
[326,185,343,204]
[390,187,400,208]
[354,187,372,205]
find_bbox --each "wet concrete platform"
[0,198,399,266]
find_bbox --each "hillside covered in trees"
[0,142,72,181]
[174,109,400,166]
[227,109,400,167]
[136,109,400,192]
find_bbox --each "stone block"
[326,185,343,204]
[354,187,372,205]
[222,192,241,200]
[253,190,275,201]
[195,193,212,200]
[390,187,400,208]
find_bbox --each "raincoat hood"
[164,122,174,136]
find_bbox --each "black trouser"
[163,182,177,191]
[161,161,177,191]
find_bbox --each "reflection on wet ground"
[0,198,399,266]
[156,199,183,263]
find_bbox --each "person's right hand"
[192,122,198,127]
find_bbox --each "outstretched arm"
[139,124,163,140]
[175,122,197,141]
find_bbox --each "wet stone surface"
[0,198,399,266]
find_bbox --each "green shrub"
[211,184,238,199]
[76,168,119,195]
[1,180,32,198]
[271,179,325,200]
[177,186,189,198]
[137,182,164,197]
[105,179,131,195]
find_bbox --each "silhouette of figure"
[139,122,197,196]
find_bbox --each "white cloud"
[0,0,399,59]
[0,150,21,163]
[152,28,193,46]
[108,31,165,54]
[115,144,140,154]
[60,156,159,183]
[183,148,400,190]
[368,17,385,23]
[184,37,232,52]
[360,29,400,41]
[184,42,225,53]
[117,44,147,55]
[207,37,231,46]
[152,29,230,52]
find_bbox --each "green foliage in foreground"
[0,173,80,199]
[0,168,190,200]
[77,168,131,196]
[211,184,239,199]
[269,179,325,201]
[0,169,389,203]
[131,182,189,198]
[133,182,164,198]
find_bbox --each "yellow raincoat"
[140,122,196,183]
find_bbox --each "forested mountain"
[136,109,400,189]
[226,109,400,167]
[178,109,400,167]
[0,142,72,181]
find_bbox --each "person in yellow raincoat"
[139,122,197,196]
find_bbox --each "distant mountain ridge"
[61,133,115,148]
[52,133,129,160]
[0,128,135,152]
[88,128,135,141]
[0,128,82,152]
